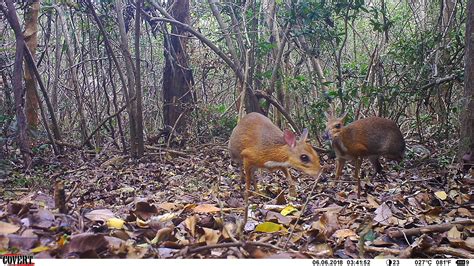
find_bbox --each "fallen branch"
[364,246,401,255]
[284,169,324,248]
[387,220,474,238]
[425,246,474,259]
[145,145,189,157]
[254,90,300,133]
[187,241,283,254]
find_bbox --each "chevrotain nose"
[323,131,331,141]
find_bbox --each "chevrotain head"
[324,111,348,140]
[284,128,321,177]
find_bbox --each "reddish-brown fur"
[325,114,405,197]
[229,112,321,220]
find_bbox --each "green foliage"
[200,104,237,138]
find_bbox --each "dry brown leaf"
[374,203,395,226]
[0,221,20,234]
[447,226,462,239]
[157,202,182,211]
[135,202,158,220]
[458,208,472,217]
[222,223,236,240]
[193,204,220,213]
[68,233,108,254]
[199,228,220,245]
[449,237,474,251]
[84,209,115,222]
[184,215,197,237]
[332,229,357,239]
[367,194,380,209]
[152,227,174,244]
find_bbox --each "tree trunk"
[55,6,92,148]
[23,0,40,129]
[162,0,194,137]
[134,0,144,156]
[1,1,32,168]
[116,0,139,156]
[459,0,474,161]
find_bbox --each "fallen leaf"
[193,204,220,213]
[434,191,447,201]
[255,222,287,233]
[135,202,158,220]
[447,226,462,239]
[0,221,20,234]
[184,215,197,237]
[458,208,472,217]
[222,223,236,240]
[200,228,220,245]
[106,218,125,229]
[84,209,115,222]
[280,205,298,216]
[262,210,292,225]
[367,194,380,209]
[374,203,394,226]
[157,202,181,211]
[31,246,50,253]
[332,229,357,239]
[68,233,108,254]
[151,227,173,244]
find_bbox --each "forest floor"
[0,138,473,259]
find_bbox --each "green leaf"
[280,205,298,216]
[255,222,287,233]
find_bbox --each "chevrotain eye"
[335,124,341,129]
[300,154,310,163]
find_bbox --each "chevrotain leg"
[369,155,383,174]
[243,160,252,224]
[354,157,363,198]
[336,158,346,179]
[280,167,296,197]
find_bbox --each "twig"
[284,169,324,248]
[364,246,401,255]
[65,181,79,203]
[426,246,474,259]
[187,241,283,254]
[145,145,189,157]
[387,220,474,238]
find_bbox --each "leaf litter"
[0,142,473,258]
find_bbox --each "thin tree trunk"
[55,6,92,148]
[23,0,40,129]
[85,0,133,154]
[1,1,32,168]
[135,0,144,157]
[51,13,62,114]
[116,0,139,156]
[459,0,474,160]
[162,0,194,138]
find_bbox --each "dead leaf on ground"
[0,221,20,234]
[68,233,108,254]
[193,204,220,213]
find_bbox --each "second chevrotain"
[229,112,321,219]
[325,112,405,197]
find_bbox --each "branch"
[147,0,243,81]
[254,90,300,133]
[419,74,458,91]
[387,219,474,238]
[80,96,137,148]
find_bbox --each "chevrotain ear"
[300,128,308,142]
[324,112,331,120]
[340,111,348,122]
[283,129,297,148]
